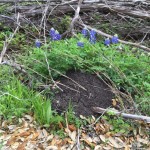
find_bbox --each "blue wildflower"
[111,34,119,44]
[35,39,41,48]
[49,27,55,40]
[104,38,110,46]
[89,29,96,44]
[53,30,61,41]
[81,28,88,37]
[90,37,96,44]
[77,41,84,47]
[90,29,96,36]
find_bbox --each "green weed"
[32,98,63,127]
[0,66,63,127]
[0,68,32,118]
[66,102,83,128]
[102,112,131,135]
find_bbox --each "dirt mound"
[52,71,114,116]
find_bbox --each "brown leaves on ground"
[0,115,149,150]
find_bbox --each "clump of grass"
[0,66,64,127]
[32,98,63,127]
[0,66,32,118]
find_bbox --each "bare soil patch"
[52,71,114,116]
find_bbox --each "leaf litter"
[0,114,149,150]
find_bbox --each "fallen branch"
[78,23,150,52]
[70,0,83,34]
[92,107,150,123]
[0,13,20,64]
[1,58,27,73]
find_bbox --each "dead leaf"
[82,139,96,147]
[11,142,20,149]
[24,115,33,123]
[112,99,117,106]
[102,145,112,150]
[16,141,27,150]
[105,132,112,137]
[31,132,39,141]
[124,145,130,150]
[38,143,45,150]
[58,122,64,129]
[51,138,57,145]
[0,129,5,133]
[2,121,7,128]
[95,123,107,134]
[22,120,28,128]
[99,135,106,142]
[69,131,76,142]
[108,137,124,148]
[42,129,48,137]
[18,131,31,137]
[68,124,76,132]
[45,146,58,150]
[46,134,54,142]
[7,136,17,146]
[94,145,102,150]
[93,137,100,144]
[80,115,87,120]
[8,125,16,131]
[137,137,149,144]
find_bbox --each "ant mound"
[52,71,114,116]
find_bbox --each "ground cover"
[0,20,150,149]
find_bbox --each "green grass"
[22,35,150,115]
[0,66,63,126]
[0,66,84,128]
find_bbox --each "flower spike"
[35,39,41,48]
[77,41,84,47]
[104,38,110,46]
[81,27,88,37]
[111,34,119,44]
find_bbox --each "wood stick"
[92,107,150,123]
[70,0,83,34]
[0,13,20,64]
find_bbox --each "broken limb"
[92,107,150,123]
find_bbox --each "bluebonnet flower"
[35,39,41,48]
[104,38,110,46]
[77,41,84,47]
[49,27,55,40]
[81,27,88,37]
[49,28,61,41]
[53,30,61,41]
[111,34,119,44]
[90,29,96,36]
[89,29,96,44]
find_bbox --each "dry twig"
[0,13,20,64]
[70,0,83,35]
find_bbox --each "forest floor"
[1,113,150,150]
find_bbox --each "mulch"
[52,71,114,116]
